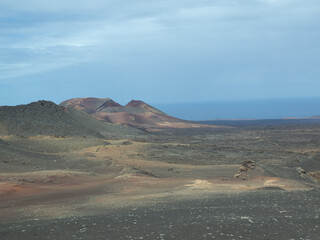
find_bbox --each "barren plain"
[0,102,320,239]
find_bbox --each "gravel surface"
[1,189,319,240]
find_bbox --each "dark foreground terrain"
[1,189,319,240]
[1,101,320,239]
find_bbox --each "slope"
[60,97,218,131]
[0,100,142,137]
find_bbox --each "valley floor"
[0,124,320,239]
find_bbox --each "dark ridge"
[0,100,144,138]
[126,100,146,107]
[125,100,166,115]
[97,99,122,110]
[0,100,97,137]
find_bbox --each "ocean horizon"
[155,98,320,121]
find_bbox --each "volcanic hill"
[60,97,215,131]
[0,100,141,138]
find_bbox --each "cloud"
[0,0,319,84]
[0,15,165,80]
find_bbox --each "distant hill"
[0,100,142,137]
[60,98,217,131]
[60,98,165,115]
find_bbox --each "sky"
[1,0,320,107]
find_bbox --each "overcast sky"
[1,0,320,106]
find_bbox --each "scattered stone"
[19,178,35,183]
[167,167,180,173]
[296,167,306,175]
[234,173,241,178]
[239,166,247,172]
[235,160,256,178]
[136,169,158,178]
[297,168,320,182]
[242,160,256,170]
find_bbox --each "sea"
[154,98,320,121]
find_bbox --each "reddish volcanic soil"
[60,97,221,131]
[1,120,320,239]
[0,139,313,223]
